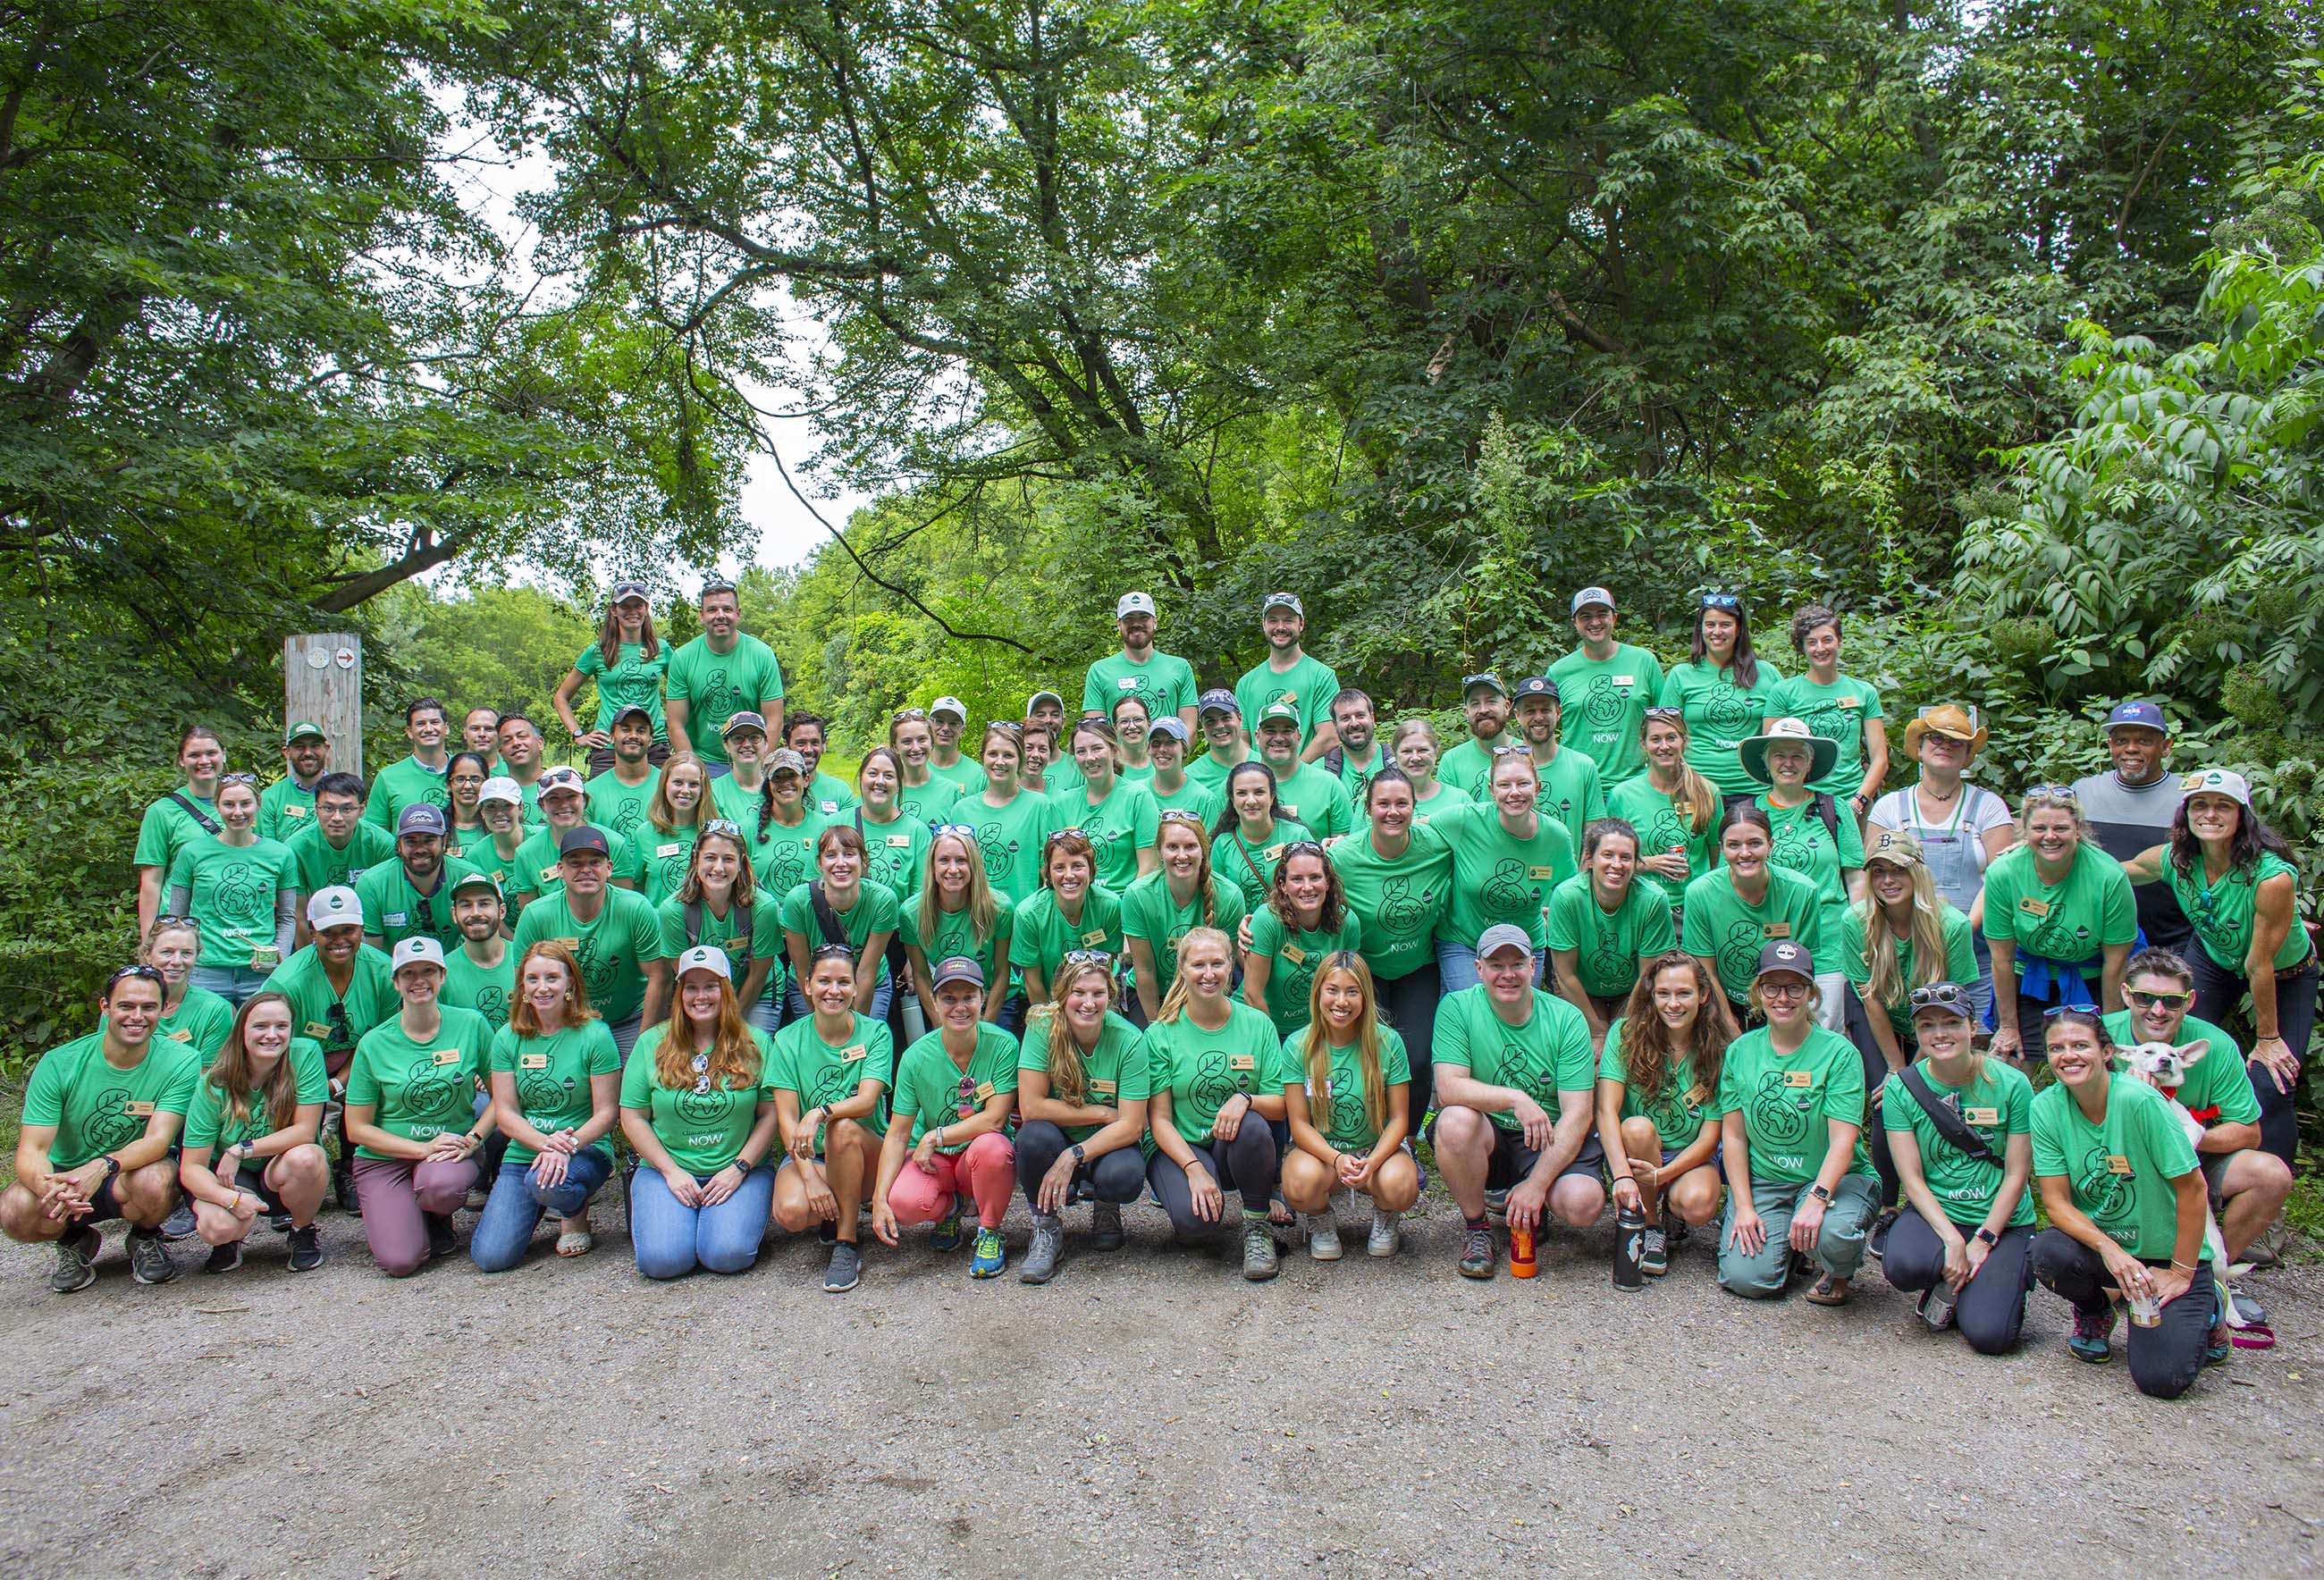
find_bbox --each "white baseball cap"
[478,775,523,805]
[537,766,586,797]
[391,937,445,973]
[676,945,732,979]
[930,696,968,722]
[1116,592,1157,618]
[307,887,364,929]
[2180,768,2252,807]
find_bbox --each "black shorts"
[79,1173,129,1225]
[1427,1118,1605,1189]
[236,1163,289,1216]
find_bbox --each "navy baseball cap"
[1512,676,1559,701]
[558,827,610,858]
[396,804,447,837]
[1198,689,1240,717]
[2105,701,2168,734]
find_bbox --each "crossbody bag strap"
[1899,1064,2000,1168]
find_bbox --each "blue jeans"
[629,1162,776,1278]
[469,1148,613,1272]
[785,974,892,1024]
[1434,940,1546,996]
[745,996,784,1037]
[606,1013,644,1058]
[191,963,272,1006]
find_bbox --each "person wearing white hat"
[619,945,780,1280]
[1549,587,1664,786]
[1084,591,1200,736]
[510,765,639,909]
[922,697,988,797]
[262,887,397,1212]
[1740,717,1865,1033]
[1234,592,1342,762]
[554,580,671,774]
[466,776,531,913]
[345,937,495,1274]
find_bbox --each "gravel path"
[0,1190,2316,1580]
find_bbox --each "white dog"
[2119,1038,2245,1332]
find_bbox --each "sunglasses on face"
[2126,988,2193,1012]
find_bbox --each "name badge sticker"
[1228,1053,1257,1072]
[2107,1155,2133,1175]
[1263,843,1286,861]
[656,843,681,859]
[841,1043,867,1063]
[1964,1106,2000,1126]
[432,1049,461,1066]
[1612,675,1634,686]
[1281,944,1307,967]
[1081,929,1107,946]
[519,1052,549,1071]
[385,912,408,929]
[123,1100,156,1117]
[1528,865,1555,880]
[1117,677,1137,690]
[1091,1080,1117,1097]
[1762,922,1792,939]
[304,1021,332,1039]
[2019,896,2050,919]
[1783,1070,1814,1088]
[886,834,911,848]
[169,1029,193,1042]
[1839,695,1862,710]
[1684,1083,1709,1107]
[973,1080,995,1103]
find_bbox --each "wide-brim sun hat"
[1902,703,1989,758]
[1738,718,1838,786]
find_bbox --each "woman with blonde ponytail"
[1277,954,1418,1261]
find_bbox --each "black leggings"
[1377,962,1440,1122]
[1014,1121,1147,1207]
[2190,949,2314,1169]
[2032,1229,2217,1399]
[1880,1209,2034,1355]
[1147,1126,1280,1238]
[1841,984,1906,1206]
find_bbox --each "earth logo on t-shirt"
[1483,859,1530,915]
[1190,1049,1239,1114]
[572,933,618,998]
[1586,918,1629,992]
[1701,685,1757,735]
[1718,920,1764,993]
[1749,1072,1812,1146]
[1501,1039,1554,1106]
[472,986,509,1030]
[1329,1082,1368,1142]
[214,861,267,928]
[762,839,812,895]
[88,1084,144,1154]
[2074,1145,2135,1231]
[674,1083,733,1126]
[2022,914,2093,964]
[1377,878,1429,943]
[974,822,1015,882]
[400,1061,461,1118]
[518,1069,571,1113]
[1582,677,1627,729]
[608,799,646,839]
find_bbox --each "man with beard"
[1511,677,1605,855]
[359,805,483,953]
[442,872,516,1033]
[1438,673,1515,800]
[2071,701,2191,954]
[788,710,864,812]
[1234,592,1341,761]
[511,828,669,1056]
[585,705,662,844]
[1321,688,1387,803]
[664,577,786,776]
[1083,592,1200,735]
[258,721,333,843]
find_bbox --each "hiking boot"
[1457,1224,1497,1280]
[286,1223,324,1273]
[1640,1224,1670,1277]
[2067,1306,2115,1364]
[1020,1213,1065,1284]
[1306,1214,1343,1261]
[425,1213,457,1262]
[160,1201,198,1241]
[50,1225,99,1293]
[204,1239,244,1276]
[333,1166,360,1217]
[1867,1207,1898,1263]
[823,1241,862,1293]
[1367,1209,1402,1258]
[970,1225,1007,1278]
[1089,1200,1126,1251]
[930,1204,967,1252]
[128,1229,178,1286]
[1241,1216,1280,1282]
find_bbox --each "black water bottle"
[1612,1201,1646,1291]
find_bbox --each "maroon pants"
[352,1156,478,1276]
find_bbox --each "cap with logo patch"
[676,945,732,979]
[1198,689,1240,718]
[1116,592,1156,619]
[1256,701,1302,727]
[1260,592,1303,616]
[307,887,364,929]
[1570,586,1616,615]
[391,937,444,973]
[2104,700,2168,734]
[2180,768,2252,807]
[1754,939,1814,981]
[283,720,328,744]
[930,955,987,989]
[1512,676,1559,702]
[396,803,448,837]
[720,710,768,740]
[558,827,610,859]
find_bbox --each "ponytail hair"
[1155,927,1234,1024]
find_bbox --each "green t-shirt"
[779,879,902,986]
[576,640,672,738]
[184,1037,331,1156]
[1248,903,1365,1035]
[1547,643,1665,785]
[1532,749,1606,856]
[771,1012,892,1149]
[1980,842,2137,968]
[853,811,932,900]
[1140,1000,1284,1147]
[156,987,237,1065]
[662,632,785,766]
[1326,823,1452,981]
[1406,781,1474,831]
[1085,651,1200,724]
[1437,733,1518,801]
[1716,1024,1873,1184]
[261,943,399,1063]
[656,887,783,991]
[637,822,703,907]
[1658,660,1785,798]
[164,835,298,969]
[133,790,219,875]
[956,787,1055,911]
[1183,748,1245,794]
[2165,851,2307,973]
[1209,818,1314,913]
[585,766,662,845]
[1598,1017,1718,1154]
[1331,744,1391,805]
[1772,673,1884,797]
[1147,777,1224,825]
[1882,1057,2035,1227]
[805,770,860,819]
[489,1018,622,1166]
[1427,801,1578,950]
[619,1022,771,1174]
[1680,864,1824,1005]
[356,856,484,952]
[1840,901,1978,1037]
[900,897,1010,990]
[512,822,641,904]
[363,755,452,832]
[925,756,989,797]
[1007,885,1125,983]
[1545,874,1678,999]
[1605,777,1719,905]
[346,1010,493,1158]
[1049,777,1159,894]
[1234,653,1343,752]
[2030,1073,2200,1257]
[896,776,962,827]
[1120,872,1249,1004]
[22,1032,201,1169]
[1267,761,1355,841]
[509,887,668,1025]
[745,808,829,901]
[890,1024,1021,1151]
[1432,986,1596,1129]
[442,945,516,1033]
[1017,1010,1151,1142]
[1756,794,1865,972]
[2100,1009,2261,1129]
[286,818,398,897]
[257,776,320,844]
[1277,1023,1411,1152]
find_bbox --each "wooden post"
[284,634,364,781]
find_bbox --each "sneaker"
[333,1168,360,1217]
[50,1225,99,1293]
[425,1214,456,1262]
[1483,1187,1509,1223]
[929,1205,967,1253]
[1368,1209,1402,1258]
[1640,1224,1670,1277]
[1020,1214,1065,1284]
[1241,1217,1280,1282]
[1089,1200,1126,1252]
[1666,1216,1690,1248]
[160,1201,198,1241]
[203,1239,244,1275]
[2247,1214,2286,1269]
[817,1218,838,1247]
[1457,1224,1496,1280]
[2067,1307,2115,1365]
[1868,1207,1898,1263]
[1916,1285,1958,1332]
[267,1211,292,1234]
[2205,1284,2234,1366]
[822,1241,862,1293]
[128,1229,178,1286]
[463,1185,489,1213]
[970,1225,1007,1278]
[1307,1215,1343,1262]
[287,1224,324,1273]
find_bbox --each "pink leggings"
[352,1155,478,1277]
[887,1131,1015,1230]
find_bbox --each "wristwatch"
[100,1156,122,1181]
[1808,1183,1832,1204]
[1974,1227,2000,1248]
[1070,1143,1087,1164]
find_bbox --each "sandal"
[1805,1273,1850,1307]
[555,1227,595,1257]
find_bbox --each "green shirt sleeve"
[1431,993,1471,1076]
[1548,1002,1597,1094]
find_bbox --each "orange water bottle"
[1510,1223,1537,1278]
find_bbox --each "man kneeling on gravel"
[2,964,199,1290]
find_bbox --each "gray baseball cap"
[1475,923,1535,960]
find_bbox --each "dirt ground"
[0,1188,2317,1580]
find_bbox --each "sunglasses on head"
[219,771,259,786]
[811,943,856,963]
[1643,706,1683,721]
[1700,592,1742,610]
[703,818,741,837]
[1279,839,1326,856]
[930,823,975,837]
[701,578,738,597]
[1045,829,1083,846]
[1158,809,1205,825]
[1063,949,1114,966]
[2026,785,2081,803]
[106,963,165,991]
[893,707,927,721]
[2042,1002,2101,1020]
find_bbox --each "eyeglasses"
[2126,988,2193,1012]
[220,772,259,786]
[703,819,741,837]
[1063,949,1114,966]
[1700,592,1742,610]
[2042,1002,2101,1020]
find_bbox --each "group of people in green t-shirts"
[8,583,2309,1400]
